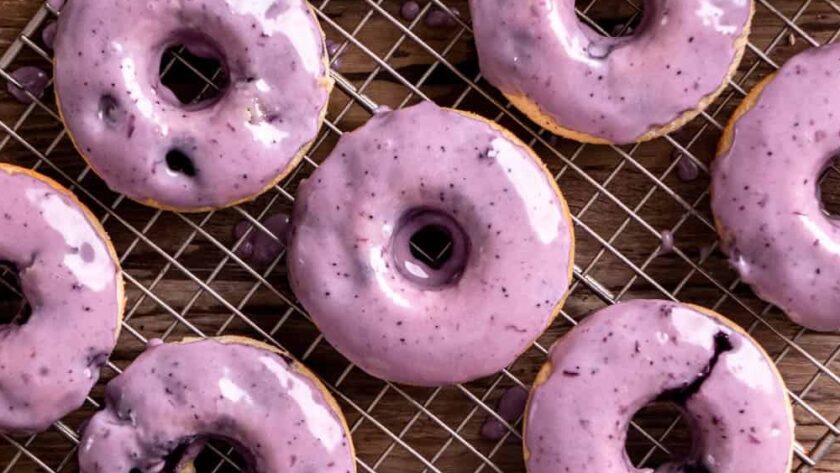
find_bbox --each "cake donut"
[78,336,355,473]
[54,0,333,212]
[288,102,575,386]
[713,45,840,332]
[525,300,794,473]
[469,0,753,144]
[0,164,123,434]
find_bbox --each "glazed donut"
[712,45,840,331]
[469,0,753,144]
[525,299,794,473]
[288,102,575,386]
[78,336,355,473]
[54,0,332,212]
[0,164,123,434]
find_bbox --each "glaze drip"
[658,332,732,405]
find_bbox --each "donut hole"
[158,33,229,107]
[160,436,250,472]
[0,261,31,326]
[576,0,646,38]
[393,208,470,288]
[819,156,840,218]
[166,149,198,177]
[409,224,454,270]
[625,401,693,468]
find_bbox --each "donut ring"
[469,0,753,144]
[54,0,333,212]
[713,45,840,331]
[0,164,123,434]
[288,102,575,386]
[525,300,794,473]
[78,336,355,473]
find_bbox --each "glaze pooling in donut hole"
[712,44,840,331]
[0,164,123,434]
[54,0,332,211]
[469,0,753,144]
[78,337,355,473]
[288,102,575,386]
[525,300,794,473]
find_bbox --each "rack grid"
[1,0,840,471]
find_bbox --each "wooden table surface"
[1,0,840,472]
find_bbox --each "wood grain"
[1,0,840,472]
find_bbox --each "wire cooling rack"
[1,0,840,471]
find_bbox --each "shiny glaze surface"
[526,300,793,473]
[469,0,752,144]
[55,0,331,210]
[78,338,354,473]
[712,45,840,331]
[288,102,574,386]
[0,165,121,434]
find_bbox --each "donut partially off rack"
[1,0,839,471]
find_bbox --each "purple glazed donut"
[0,164,123,434]
[54,0,332,212]
[713,45,840,331]
[78,336,355,473]
[288,102,575,386]
[469,0,753,144]
[526,300,794,473]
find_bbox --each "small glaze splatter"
[480,386,528,440]
[77,338,354,473]
[41,22,57,51]
[325,39,343,69]
[526,300,794,473]
[400,1,421,21]
[658,230,675,255]
[146,338,164,349]
[6,67,49,104]
[424,7,459,28]
[673,151,700,182]
[232,213,290,265]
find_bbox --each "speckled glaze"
[469,0,753,144]
[526,300,793,473]
[0,165,122,434]
[54,0,332,211]
[288,102,574,386]
[712,45,840,332]
[78,337,355,473]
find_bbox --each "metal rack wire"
[1,0,840,471]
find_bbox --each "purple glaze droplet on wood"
[480,386,528,440]
[233,213,290,265]
[42,22,57,51]
[674,151,700,182]
[146,338,164,349]
[424,7,459,28]
[6,67,49,104]
[325,39,343,69]
[659,230,675,255]
[400,1,420,21]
